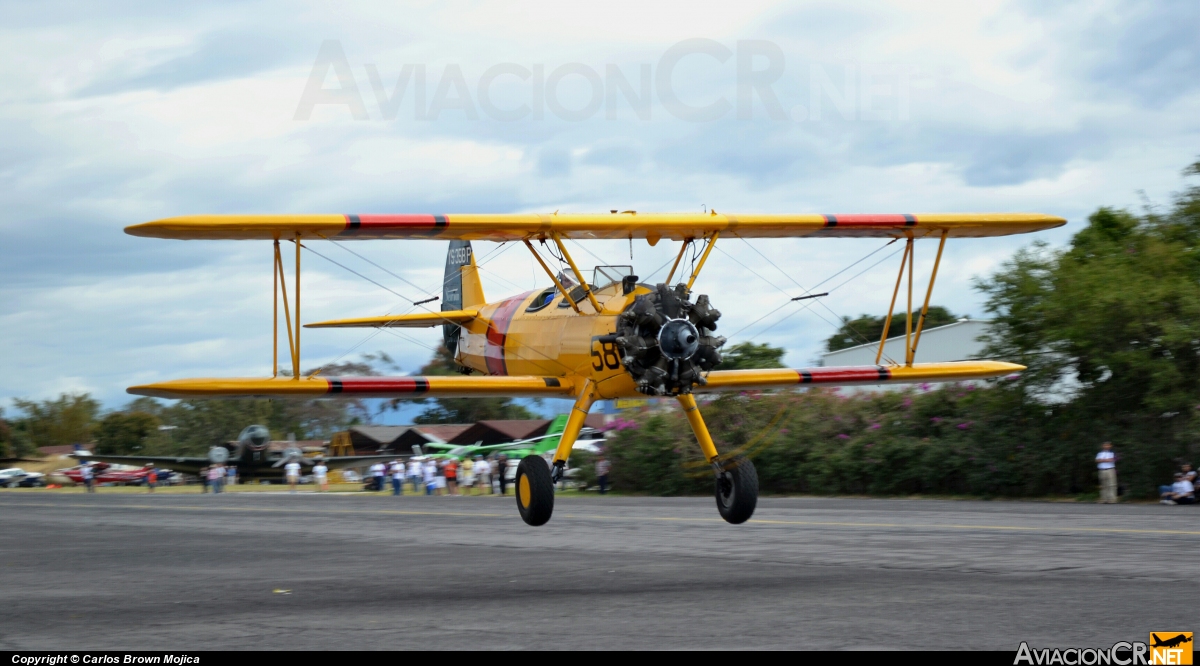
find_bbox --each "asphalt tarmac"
[1,491,1195,650]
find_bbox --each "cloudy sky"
[2,0,1198,419]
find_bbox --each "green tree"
[407,346,535,424]
[94,411,160,455]
[0,409,14,458]
[825,307,959,352]
[975,161,1200,494]
[718,342,786,370]
[11,393,100,451]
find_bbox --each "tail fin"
[443,241,485,355]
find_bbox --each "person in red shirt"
[145,466,158,493]
[444,459,459,496]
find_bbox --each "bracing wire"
[736,235,900,351]
[724,242,907,365]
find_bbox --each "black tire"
[714,455,758,524]
[515,455,555,526]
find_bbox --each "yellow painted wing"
[127,375,575,400]
[305,310,478,329]
[696,361,1023,392]
[125,212,1065,241]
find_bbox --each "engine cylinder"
[615,283,726,395]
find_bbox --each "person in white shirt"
[1095,442,1117,504]
[474,457,491,495]
[407,459,422,493]
[1160,472,1196,505]
[312,462,328,492]
[389,460,405,496]
[284,460,301,493]
[369,463,386,492]
[81,463,95,493]
[422,459,437,496]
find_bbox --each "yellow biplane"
[125,210,1063,525]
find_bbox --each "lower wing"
[128,375,577,399]
[696,361,1022,392]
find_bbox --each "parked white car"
[0,468,46,488]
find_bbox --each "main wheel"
[714,455,758,524]
[515,455,555,526]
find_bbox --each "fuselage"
[455,282,652,400]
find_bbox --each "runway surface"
[1,491,1195,650]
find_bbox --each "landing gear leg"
[515,380,596,526]
[677,393,758,524]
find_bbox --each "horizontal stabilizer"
[128,375,576,400]
[125,212,1065,242]
[697,361,1022,392]
[306,310,478,329]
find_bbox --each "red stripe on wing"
[803,367,892,383]
[824,214,915,227]
[338,214,449,237]
[329,377,430,394]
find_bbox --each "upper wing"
[128,375,576,400]
[72,454,208,473]
[306,310,477,329]
[125,212,1065,242]
[696,361,1022,392]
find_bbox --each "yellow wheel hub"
[518,475,531,508]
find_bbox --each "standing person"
[435,459,448,496]
[368,462,385,492]
[444,458,458,496]
[312,460,329,492]
[389,460,405,496]
[595,455,611,495]
[496,455,509,495]
[475,456,491,495]
[1096,442,1118,504]
[81,462,95,494]
[145,466,158,494]
[284,459,301,493]
[227,465,238,487]
[199,465,209,493]
[407,458,422,493]
[208,464,224,494]
[422,458,436,496]
[460,456,474,495]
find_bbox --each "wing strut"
[273,238,303,379]
[551,233,603,313]
[874,230,948,367]
[664,238,692,284]
[523,240,582,314]
[686,232,719,290]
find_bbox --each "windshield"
[592,265,634,287]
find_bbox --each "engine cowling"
[616,283,726,395]
[238,425,270,451]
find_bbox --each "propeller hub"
[658,318,700,360]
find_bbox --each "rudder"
[442,241,484,355]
